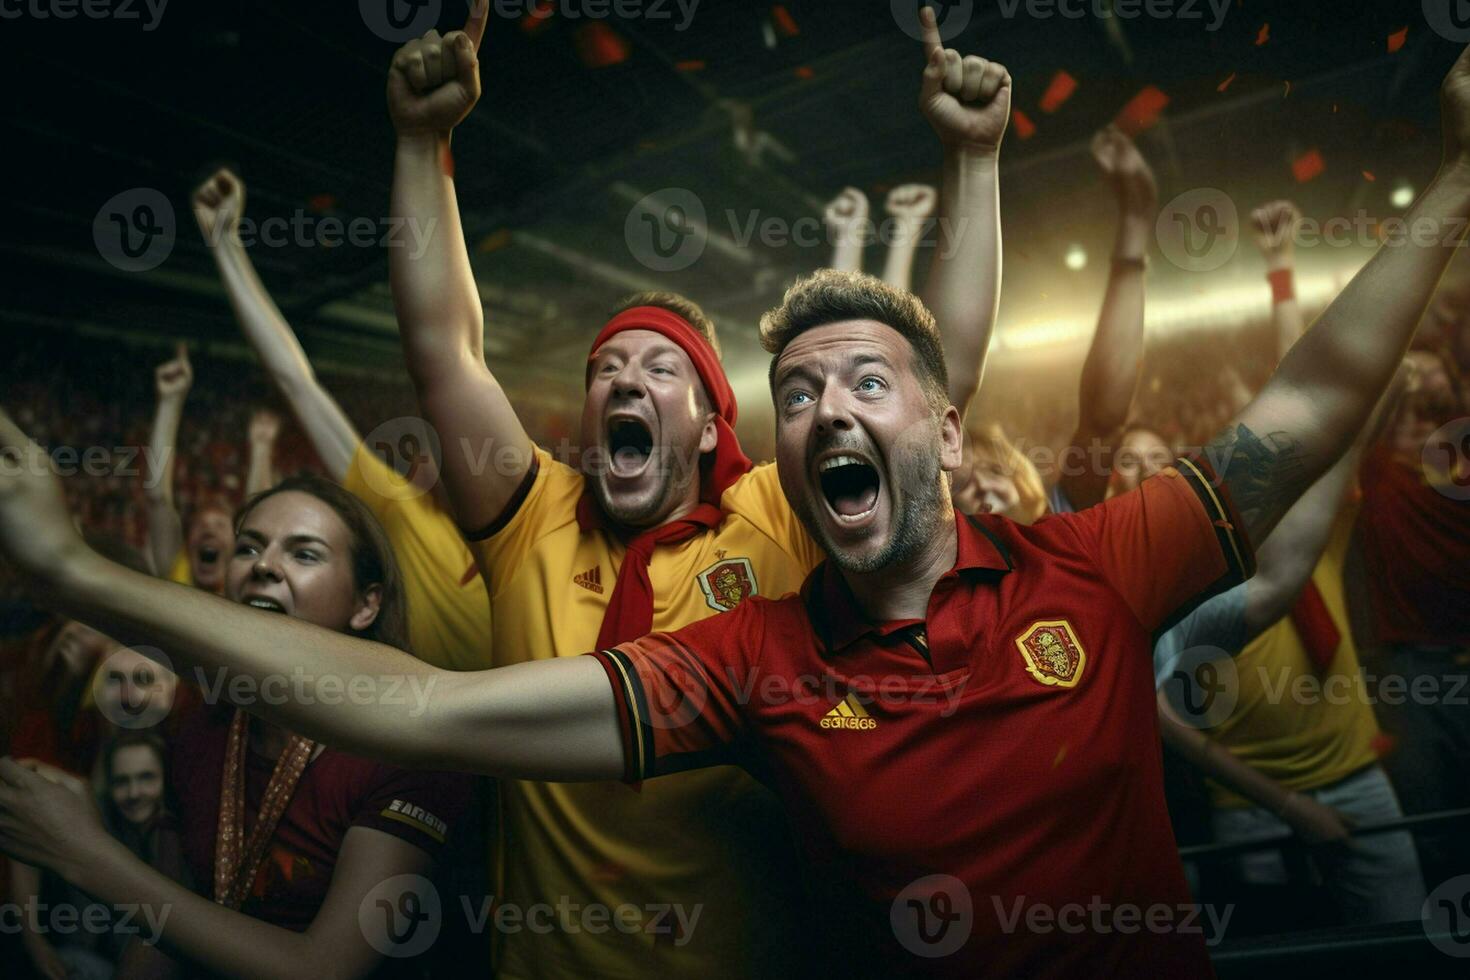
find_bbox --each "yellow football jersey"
[344,444,492,671]
[471,448,821,979]
[1209,502,1379,807]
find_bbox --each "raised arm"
[192,170,359,482]
[881,184,937,292]
[1251,200,1307,357]
[387,8,534,533]
[144,345,190,578]
[823,187,869,274]
[0,765,435,980]
[915,6,1009,418]
[1059,127,1158,509]
[1207,47,1470,546]
[1240,444,1359,638]
[0,408,619,781]
[245,409,281,497]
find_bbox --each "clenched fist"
[154,342,193,402]
[192,168,246,246]
[1250,200,1302,271]
[885,184,938,224]
[1091,126,1157,217]
[387,1,490,137]
[249,409,282,446]
[823,187,870,242]
[918,6,1011,155]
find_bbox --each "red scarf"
[1290,582,1342,674]
[578,307,751,649]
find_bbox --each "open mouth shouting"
[815,449,884,531]
[606,414,656,480]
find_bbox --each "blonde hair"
[968,422,1047,525]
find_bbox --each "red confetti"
[1114,85,1169,136]
[307,193,336,213]
[675,60,705,72]
[1371,733,1397,758]
[1292,149,1325,183]
[573,22,629,68]
[771,4,799,37]
[1363,171,1376,182]
[519,0,554,34]
[1217,72,1237,93]
[1255,23,1270,46]
[1040,70,1078,114]
[1012,108,1037,140]
[1388,27,1408,53]
[793,65,814,80]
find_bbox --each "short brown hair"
[611,292,721,359]
[759,270,949,411]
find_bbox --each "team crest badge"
[1015,620,1087,688]
[697,557,757,612]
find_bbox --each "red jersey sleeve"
[351,766,473,857]
[589,599,767,783]
[1059,459,1255,631]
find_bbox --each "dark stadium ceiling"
[0,0,1461,413]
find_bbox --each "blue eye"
[857,377,885,393]
[785,390,812,407]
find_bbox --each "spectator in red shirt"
[0,474,469,978]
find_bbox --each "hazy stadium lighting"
[1065,244,1088,270]
[1391,182,1415,209]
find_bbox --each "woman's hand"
[0,757,114,883]
[0,410,87,580]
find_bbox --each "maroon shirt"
[170,704,470,932]
[1358,444,1470,646]
[593,465,1251,977]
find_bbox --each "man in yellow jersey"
[381,4,1005,974]
[188,168,491,672]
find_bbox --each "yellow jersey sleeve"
[167,549,192,586]
[719,462,824,570]
[467,446,585,601]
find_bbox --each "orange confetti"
[1217,72,1237,93]
[1012,108,1037,140]
[1115,85,1169,136]
[1053,743,1069,768]
[1040,70,1078,114]
[573,23,629,68]
[519,0,554,34]
[1388,27,1408,53]
[1292,149,1325,183]
[307,193,336,213]
[674,60,705,72]
[793,65,814,80]
[1255,23,1270,46]
[771,4,799,37]
[1363,171,1376,182]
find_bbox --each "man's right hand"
[154,343,193,402]
[387,2,490,137]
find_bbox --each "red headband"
[584,305,750,509]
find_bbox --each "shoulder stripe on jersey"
[462,452,542,542]
[1174,456,1255,585]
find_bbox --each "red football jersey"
[171,703,471,932]
[594,465,1251,977]
[1357,444,1470,646]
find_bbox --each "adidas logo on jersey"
[820,693,877,730]
[574,566,604,594]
